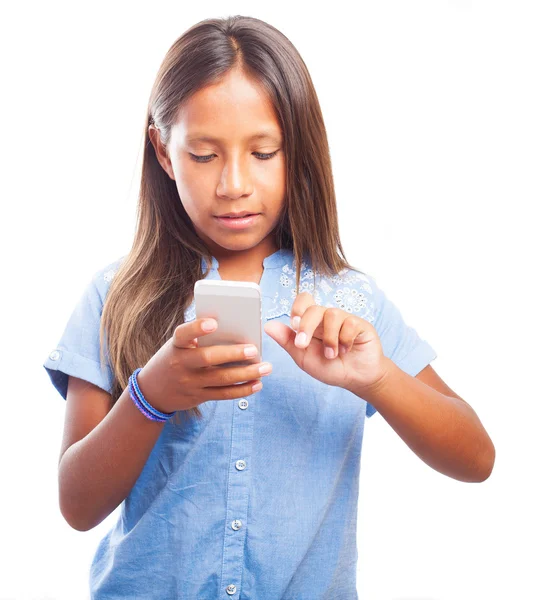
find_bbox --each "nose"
[217,153,254,199]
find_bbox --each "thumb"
[174,318,217,349]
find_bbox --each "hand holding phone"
[135,280,271,413]
[137,317,272,413]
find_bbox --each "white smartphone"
[193,279,262,369]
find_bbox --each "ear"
[148,124,175,181]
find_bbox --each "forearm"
[355,358,495,483]
[58,383,166,531]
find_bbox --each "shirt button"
[235,460,246,471]
[49,350,61,361]
[238,399,249,410]
[231,519,242,530]
[226,584,237,595]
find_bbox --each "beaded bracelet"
[128,367,176,423]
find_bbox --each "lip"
[217,211,257,218]
[214,214,260,230]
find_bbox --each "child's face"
[152,68,286,263]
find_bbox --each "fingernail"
[201,319,217,331]
[292,316,301,330]
[244,345,258,357]
[340,345,347,355]
[295,332,307,347]
[325,346,335,359]
[258,362,272,375]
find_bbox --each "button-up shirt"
[43,247,437,599]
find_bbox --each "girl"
[43,15,495,600]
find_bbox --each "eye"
[188,150,280,164]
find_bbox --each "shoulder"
[88,255,127,301]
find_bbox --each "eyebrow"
[185,131,281,144]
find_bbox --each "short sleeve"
[365,275,438,418]
[42,262,119,401]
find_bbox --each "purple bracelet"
[129,381,164,422]
[128,368,176,423]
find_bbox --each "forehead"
[171,71,282,144]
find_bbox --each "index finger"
[173,318,259,368]
[290,291,316,330]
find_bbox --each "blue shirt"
[43,247,437,599]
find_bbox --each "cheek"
[175,175,212,217]
[259,165,286,202]
[180,195,211,223]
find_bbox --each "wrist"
[134,367,173,417]
[348,356,397,405]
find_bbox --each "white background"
[1,1,534,599]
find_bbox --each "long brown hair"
[100,15,359,425]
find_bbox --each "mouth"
[217,212,259,218]
[214,213,261,229]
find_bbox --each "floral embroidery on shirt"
[102,257,126,285]
[180,258,377,324]
[103,269,117,283]
[265,261,376,323]
[184,303,196,323]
